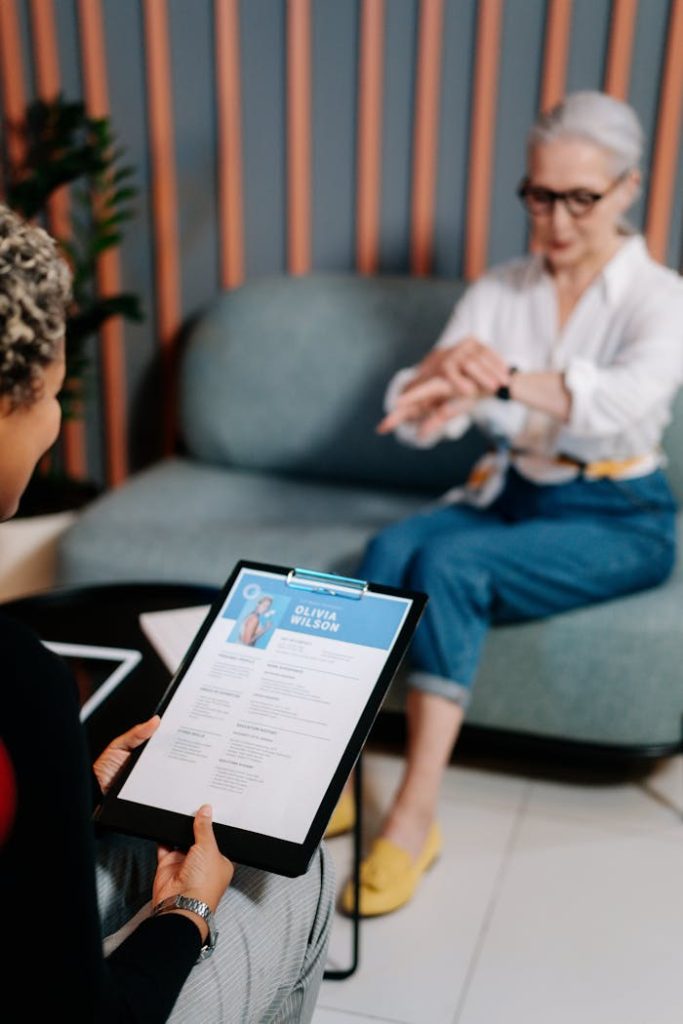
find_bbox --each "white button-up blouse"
[388,235,683,495]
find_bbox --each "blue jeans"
[359,468,677,707]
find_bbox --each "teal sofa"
[58,274,683,755]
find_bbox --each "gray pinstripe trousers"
[96,833,335,1023]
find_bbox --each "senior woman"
[0,206,333,1022]
[338,91,683,918]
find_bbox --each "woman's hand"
[411,338,510,397]
[379,386,478,440]
[154,805,234,937]
[377,337,510,438]
[93,715,160,796]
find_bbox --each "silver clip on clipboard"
[286,568,368,601]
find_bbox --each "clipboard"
[94,559,426,877]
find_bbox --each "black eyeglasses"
[517,172,628,218]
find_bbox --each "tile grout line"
[503,805,683,842]
[450,780,534,1024]
[316,1004,414,1024]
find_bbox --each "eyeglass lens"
[520,185,601,217]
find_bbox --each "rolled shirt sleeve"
[564,300,683,440]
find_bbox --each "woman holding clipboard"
[0,206,334,1022]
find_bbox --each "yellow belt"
[553,454,650,479]
[467,452,653,489]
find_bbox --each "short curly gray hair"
[0,204,71,408]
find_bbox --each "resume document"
[121,568,412,842]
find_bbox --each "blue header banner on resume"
[222,572,410,650]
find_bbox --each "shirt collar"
[534,233,648,304]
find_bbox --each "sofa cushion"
[386,543,683,748]
[180,274,486,493]
[469,568,683,747]
[58,457,428,586]
[662,389,683,499]
[59,456,683,748]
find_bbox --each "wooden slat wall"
[540,0,573,112]
[1,0,682,486]
[0,0,27,174]
[0,0,57,479]
[286,0,311,275]
[142,0,182,456]
[356,0,384,275]
[464,0,504,281]
[29,0,87,481]
[77,0,129,486]
[29,0,69,239]
[410,0,445,277]
[215,0,245,290]
[604,0,638,100]
[645,0,683,263]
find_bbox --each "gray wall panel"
[628,0,670,234]
[169,0,219,317]
[53,0,82,98]
[566,0,611,95]
[102,0,158,470]
[16,0,35,102]
[489,0,546,268]
[240,0,286,278]
[311,0,358,271]
[378,0,418,273]
[433,0,477,280]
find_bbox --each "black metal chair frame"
[323,756,363,980]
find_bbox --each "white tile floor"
[313,746,683,1024]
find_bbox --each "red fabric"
[0,739,16,846]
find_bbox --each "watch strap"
[495,366,518,401]
[152,894,218,961]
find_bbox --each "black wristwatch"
[496,366,518,401]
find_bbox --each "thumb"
[127,714,161,748]
[193,804,217,847]
[136,714,161,738]
[111,715,160,752]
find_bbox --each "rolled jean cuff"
[408,671,472,709]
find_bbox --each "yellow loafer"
[324,787,356,838]
[340,822,442,917]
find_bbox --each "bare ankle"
[382,803,434,859]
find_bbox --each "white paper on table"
[139,605,211,673]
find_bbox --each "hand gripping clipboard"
[94,560,427,880]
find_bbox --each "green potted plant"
[4,96,143,514]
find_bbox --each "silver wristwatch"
[152,894,218,961]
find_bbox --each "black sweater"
[0,613,201,1022]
